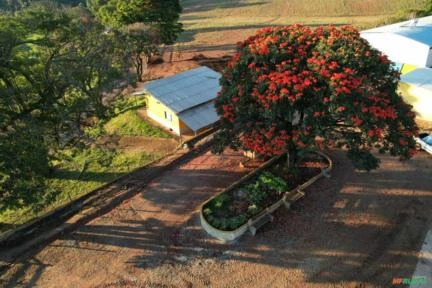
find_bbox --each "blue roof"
[178,101,219,131]
[141,66,221,113]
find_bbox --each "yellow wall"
[400,64,418,75]
[145,94,192,135]
[399,82,432,122]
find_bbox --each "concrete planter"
[200,151,332,242]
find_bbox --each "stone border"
[200,151,333,242]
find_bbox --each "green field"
[179,0,427,49]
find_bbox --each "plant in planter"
[201,154,331,234]
[212,25,419,171]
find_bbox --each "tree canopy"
[88,0,183,81]
[88,0,182,44]
[0,3,128,210]
[213,25,419,171]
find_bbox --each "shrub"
[246,181,267,206]
[247,204,260,215]
[212,193,231,209]
[258,171,288,194]
[203,207,212,216]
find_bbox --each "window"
[164,111,168,119]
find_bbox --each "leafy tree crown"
[213,25,419,170]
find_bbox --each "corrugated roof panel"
[178,101,219,132]
[142,67,221,113]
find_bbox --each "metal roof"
[401,68,432,91]
[178,101,219,132]
[141,66,221,113]
[362,16,432,46]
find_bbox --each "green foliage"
[88,0,183,80]
[205,213,247,231]
[258,171,288,194]
[0,146,161,231]
[88,0,183,43]
[84,121,107,138]
[0,3,129,211]
[203,207,212,216]
[212,193,231,209]
[245,171,287,206]
[0,123,50,211]
[246,181,267,207]
[247,204,259,215]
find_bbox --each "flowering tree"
[213,25,418,171]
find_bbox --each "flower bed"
[200,151,331,241]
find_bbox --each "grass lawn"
[179,0,427,49]
[104,109,171,138]
[0,147,163,233]
[0,106,174,233]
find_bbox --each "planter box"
[200,151,332,242]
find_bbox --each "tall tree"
[88,0,183,81]
[0,3,128,210]
[213,25,419,171]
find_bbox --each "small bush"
[258,171,288,194]
[212,194,231,209]
[246,181,267,206]
[203,208,212,216]
[247,204,260,215]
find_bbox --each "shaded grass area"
[104,109,171,138]
[0,147,162,233]
[179,0,428,48]
[0,105,173,233]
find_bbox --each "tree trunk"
[136,55,143,82]
[286,147,296,170]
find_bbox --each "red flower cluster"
[214,25,419,166]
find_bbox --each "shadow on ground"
[1,150,431,287]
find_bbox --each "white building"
[399,68,432,122]
[361,16,432,68]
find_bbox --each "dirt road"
[1,149,431,288]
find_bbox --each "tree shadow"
[50,169,125,182]
[1,150,432,287]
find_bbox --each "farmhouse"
[361,16,432,68]
[399,68,432,122]
[137,66,221,136]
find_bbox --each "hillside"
[179,0,427,51]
